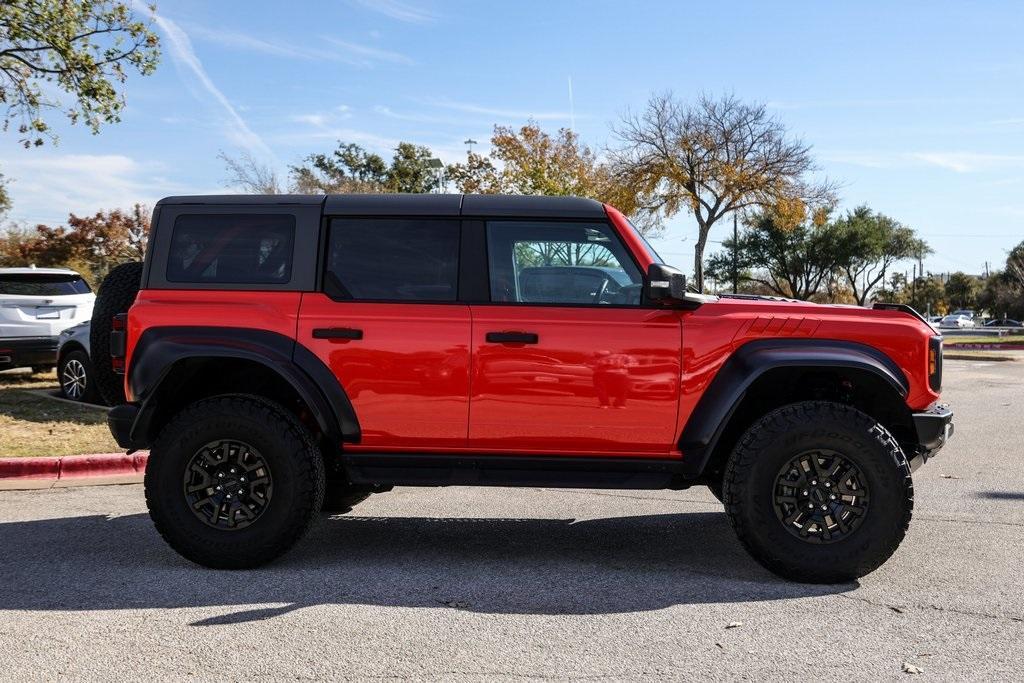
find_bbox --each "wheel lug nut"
[824,482,831,488]
[218,473,224,478]
[802,489,809,495]
[226,494,232,499]
[830,494,836,500]
[820,505,827,511]
[811,480,818,485]
[237,489,243,495]
[230,468,236,474]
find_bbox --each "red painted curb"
[0,452,148,481]
[0,457,60,480]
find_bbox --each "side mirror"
[646,263,688,302]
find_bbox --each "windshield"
[0,273,92,296]
[624,217,665,264]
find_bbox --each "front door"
[468,219,682,455]
[297,217,470,450]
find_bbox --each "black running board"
[342,453,690,490]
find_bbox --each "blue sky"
[2,0,1023,277]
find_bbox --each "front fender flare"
[678,339,909,477]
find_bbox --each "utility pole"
[912,264,917,305]
[463,138,478,154]
[731,212,739,293]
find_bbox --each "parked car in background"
[951,309,976,320]
[0,267,95,373]
[984,319,1022,327]
[939,314,976,329]
[56,321,99,402]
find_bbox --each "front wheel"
[145,395,326,568]
[723,401,913,583]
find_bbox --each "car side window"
[486,221,643,305]
[166,214,295,284]
[325,218,460,302]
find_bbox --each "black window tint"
[0,273,91,295]
[326,219,460,301]
[166,214,295,284]
[486,221,642,305]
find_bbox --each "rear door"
[468,219,682,455]
[296,217,471,450]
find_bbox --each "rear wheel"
[91,261,143,405]
[58,349,99,403]
[145,395,326,569]
[723,401,913,583]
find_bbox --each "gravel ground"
[0,358,1021,681]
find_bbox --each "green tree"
[833,206,930,306]
[944,271,981,311]
[289,141,440,194]
[447,123,658,233]
[0,0,160,148]
[611,93,837,290]
[705,212,844,300]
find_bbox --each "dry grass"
[943,335,1023,345]
[0,370,119,458]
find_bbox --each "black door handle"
[486,331,538,344]
[313,327,363,340]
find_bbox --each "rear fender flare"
[127,326,360,445]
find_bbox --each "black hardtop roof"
[155,193,607,219]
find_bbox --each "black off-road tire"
[58,349,99,403]
[90,261,143,405]
[723,401,913,583]
[145,395,326,569]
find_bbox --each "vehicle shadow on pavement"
[0,511,853,622]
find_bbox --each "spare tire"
[90,261,143,405]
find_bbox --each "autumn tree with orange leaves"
[611,93,837,291]
[447,123,659,234]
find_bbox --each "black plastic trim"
[108,403,141,450]
[343,453,686,489]
[677,338,911,477]
[124,326,360,447]
[913,404,954,453]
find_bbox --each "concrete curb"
[0,452,148,491]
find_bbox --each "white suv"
[0,267,96,372]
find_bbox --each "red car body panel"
[466,305,683,455]
[296,294,472,450]
[124,290,302,402]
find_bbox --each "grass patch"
[944,351,1019,362]
[943,335,1023,345]
[0,370,118,458]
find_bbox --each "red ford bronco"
[99,194,953,582]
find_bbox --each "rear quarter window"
[0,273,91,296]
[166,214,296,285]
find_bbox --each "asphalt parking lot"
[0,358,1021,680]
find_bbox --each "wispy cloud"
[420,98,578,122]
[911,152,1024,173]
[187,24,414,67]
[0,154,188,224]
[821,149,1024,173]
[142,8,274,160]
[373,105,471,125]
[349,0,436,24]
[321,37,414,66]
